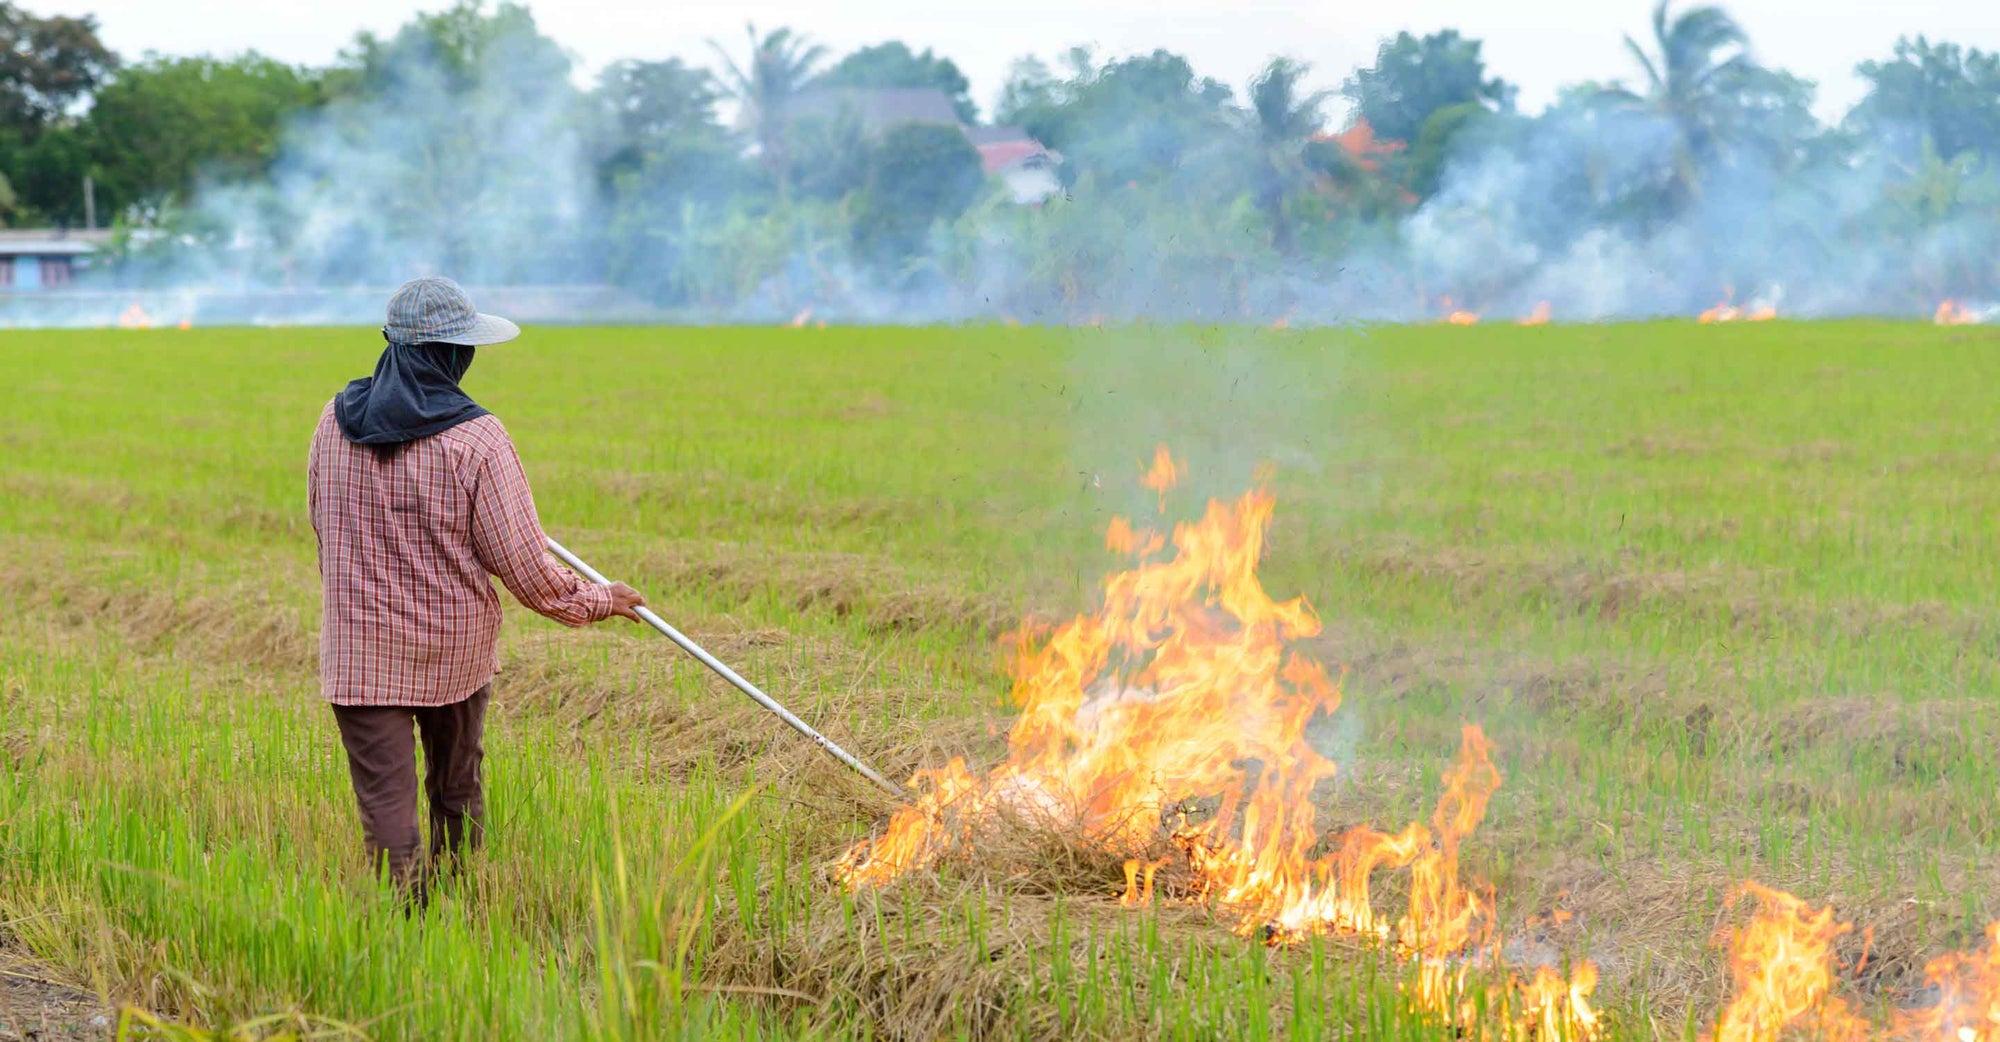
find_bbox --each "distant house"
[787,86,1062,204]
[1311,119,1405,174]
[963,126,1063,204]
[0,229,111,290]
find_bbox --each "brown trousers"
[331,685,489,889]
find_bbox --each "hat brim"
[433,312,520,347]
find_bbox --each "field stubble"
[3,321,1999,1039]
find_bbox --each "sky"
[35,0,2000,124]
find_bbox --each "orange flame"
[117,302,155,330]
[1137,445,1180,512]
[1120,857,1167,908]
[789,307,813,328]
[1708,883,1868,1042]
[837,455,1600,1040]
[1699,286,1740,324]
[831,756,987,887]
[1438,295,1481,325]
[1897,923,2000,1042]
[1937,300,1983,326]
[1521,963,1603,1041]
[835,475,1335,887]
[1519,301,1553,326]
[1697,883,2000,1041]
[840,444,2000,1042]
[1698,287,1778,323]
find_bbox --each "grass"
[2,319,1998,1039]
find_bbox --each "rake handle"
[544,536,906,799]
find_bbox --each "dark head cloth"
[334,341,489,445]
[334,276,520,445]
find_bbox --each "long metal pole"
[544,536,905,798]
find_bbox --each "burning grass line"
[1635,878,2000,1042]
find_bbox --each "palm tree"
[711,24,827,199]
[1247,58,1332,255]
[1606,0,1759,200]
[1888,134,1987,298]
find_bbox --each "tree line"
[1,0,1995,315]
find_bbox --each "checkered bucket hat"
[383,276,520,346]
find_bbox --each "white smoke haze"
[1361,100,1995,321]
[246,25,591,288]
[10,15,1997,329]
[19,12,628,329]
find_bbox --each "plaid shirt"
[308,401,613,706]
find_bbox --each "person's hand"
[607,582,646,622]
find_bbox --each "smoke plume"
[10,18,1998,329]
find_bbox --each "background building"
[0,230,111,291]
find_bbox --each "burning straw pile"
[836,448,1600,1040]
[833,447,2000,1041]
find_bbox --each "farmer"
[308,276,644,898]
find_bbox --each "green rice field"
[4,320,1999,1040]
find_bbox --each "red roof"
[1311,118,1405,172]
[975,139,1049,174]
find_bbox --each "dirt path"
[0,952,109,1042]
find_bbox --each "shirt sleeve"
[468,432,615,627]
